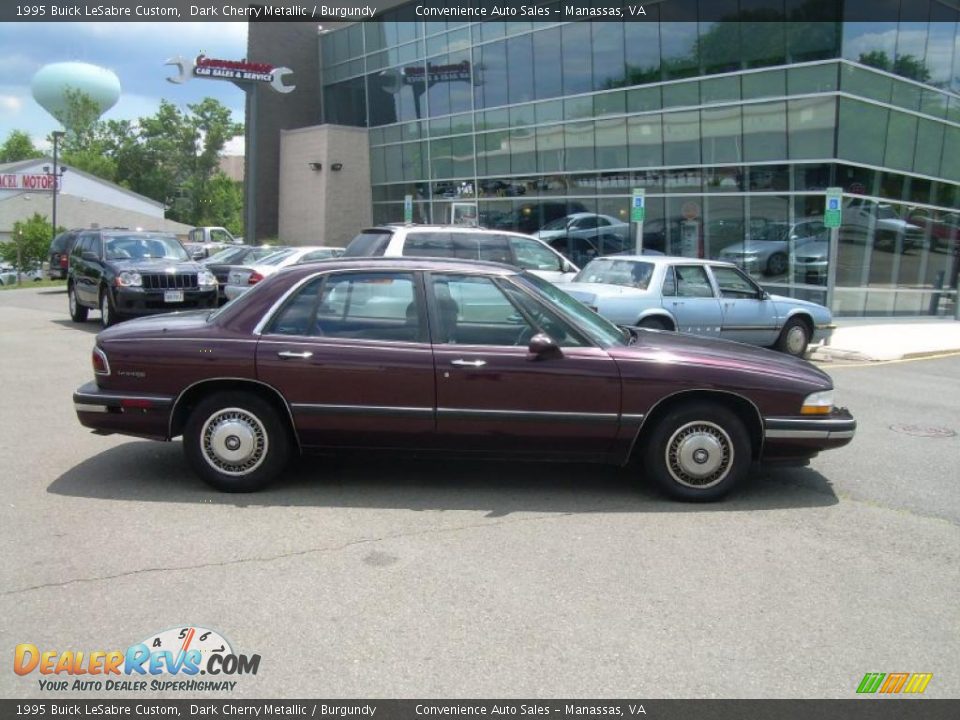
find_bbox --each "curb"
[809,347,960,363]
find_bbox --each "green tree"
[0,130,43,163]
[2,214,63,272]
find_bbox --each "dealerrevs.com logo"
[14,626,260,692]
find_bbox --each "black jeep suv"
[67,229,218,327]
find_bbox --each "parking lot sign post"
[824,187,842,315]
[404,195,413,223]
[632,188,645,254]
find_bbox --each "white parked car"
[224,247,338,301]
[342,224,579,284]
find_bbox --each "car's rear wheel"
[69,284,88,322]
[99,288,120,327]
[643,403,751,501]
[775,317,810,357]
[184,392,291,492]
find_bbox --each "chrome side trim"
[765,429,829,439]
[291,403,433,418]
[620,414,646,423]
[73,391,174,407]
[75,403,108,414]
[438,408,619,423]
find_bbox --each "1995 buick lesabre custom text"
[74,258,855,501]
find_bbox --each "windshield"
[540,216,574,231]
[515,272,626,348]
[259,249,297,266]
[574,258,655,290]
[344,230,392,257]
[203,246,247,264]
[105,234,188,261]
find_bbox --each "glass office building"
[316,1,960,316]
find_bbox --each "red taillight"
[59,255,68,268]
[92,347,110,376]
[248,271,264,285]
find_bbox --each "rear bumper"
[762,408,856,460]
[73,381,175,440]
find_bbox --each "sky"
[0,22,250,157]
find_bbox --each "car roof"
[362,224,539,240]
[282,256,522,276]
[590,255,739,269]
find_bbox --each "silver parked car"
[562,256,834,357]
[224,247,339,301]
[718,219,829,277]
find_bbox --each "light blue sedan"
[562,256,834,357]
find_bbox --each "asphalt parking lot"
[1,286,957,699]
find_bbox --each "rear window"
[344,230,393,257]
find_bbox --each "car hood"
[96,309,212,341]
[562,282,652,305]
[611,328,833,387]
[109,259,204,272]
[720,240,780,254]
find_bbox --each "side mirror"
[527,333,563,360]
[563,260,578,274]
[760,290,770,300]
[81,251,99,262]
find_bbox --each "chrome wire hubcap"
[786,326,806,355]
[666,421,733,489]
[200,408,268,476]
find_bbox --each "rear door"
[255,270,437,449]
[660,264,722,337]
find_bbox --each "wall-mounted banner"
[0,174,58,191]
[166,54,295,93]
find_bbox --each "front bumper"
[112,287,217,315]
[74,381,175,440]
[762,407,856,461]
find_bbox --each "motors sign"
[0,173,58,191]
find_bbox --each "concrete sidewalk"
[810,317,960,362]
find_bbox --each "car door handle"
[450,359,487,367]
[277,351,313,359]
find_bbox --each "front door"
[427,272,621,457]
[255,271,436,450]
[709,265,780,346]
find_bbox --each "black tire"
[638,316,671,331]
[775,316,810,357]
[765,252,787,276]
[99,287,120,327]
[643,403,751,502]
[68,283,88,322]
[183,392,291,492]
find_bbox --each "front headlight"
[198,270,218,288]
[116,271,142,287]
[801,389,834,415]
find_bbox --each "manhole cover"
[889,424,957,438]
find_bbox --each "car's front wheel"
[99,288,120,327]
[184,392,291,492]
[776,317,810,357]
[643,403,751,501]
[69,283,88,322]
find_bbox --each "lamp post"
[16,228,23,287]
[49,130,65,245]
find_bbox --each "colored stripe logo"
[857,672,933,694]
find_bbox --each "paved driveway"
[1,286,957,698]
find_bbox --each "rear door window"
[508,236,563,271]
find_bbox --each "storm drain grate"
[889,424,957,438]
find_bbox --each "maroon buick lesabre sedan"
[74,257,855,501]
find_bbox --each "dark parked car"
[67,229,218,327]
[48,229,81,280]
[201,244,288,304]
[74,258,855,501]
